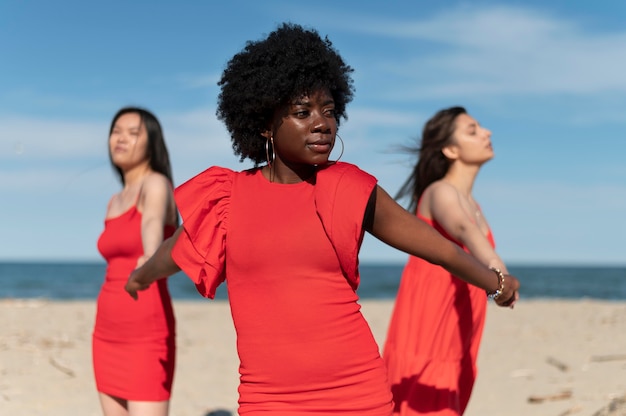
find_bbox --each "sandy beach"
[1,298,625,416]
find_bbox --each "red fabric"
[382,214,494,416]
[93,206,176,401]
[314,162,375,289]
[172,162,393,415]
[172,166,232,299]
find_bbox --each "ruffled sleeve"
[314,162,377,290]
[171,166,235,298]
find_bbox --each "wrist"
[486,267,504,300]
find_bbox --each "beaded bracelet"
[487,267,505,300]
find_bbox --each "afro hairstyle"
[216,22,355,165]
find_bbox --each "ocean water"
[0,262,625,301]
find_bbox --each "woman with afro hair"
[125,23,519,415]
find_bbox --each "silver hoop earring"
[265,137,274,167]
[265,137,275,182]
[330,133,344,163]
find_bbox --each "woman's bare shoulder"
[142,172,171,189]
[422,180,458,204]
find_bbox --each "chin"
[309,156,330,165]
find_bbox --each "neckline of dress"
[104,205,138,222]
[255,167,315,187]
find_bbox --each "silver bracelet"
[487,267,505,300]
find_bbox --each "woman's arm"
[366,186,518,306]
[125,226,183,300]
[136,173,173,267]
[426,182,508,273]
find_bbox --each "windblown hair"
[108,106,175,187]
[216,22,355,165]
[395,106,467,213]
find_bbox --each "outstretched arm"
[427,181,508,273]
[366,186,518,306]
[125,226,183,300]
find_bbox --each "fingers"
[494,282,515,308]
[495,275,520,308]
[124,284,138,300]
[498,292,517,308]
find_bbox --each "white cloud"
[344,5,626,98]
[0,167,112,193]
[161,106,233,155]
[175,73,222,90]
[0,107,240,184]
[343,107,420,131]
[0,116,107,159]
[348,6,567,46]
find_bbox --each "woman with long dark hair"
[93,107,178,416]
[383,107,517,415]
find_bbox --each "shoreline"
[1,299,625,415]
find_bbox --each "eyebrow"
[291,98,335,107]
[113,124,141,130]
[292,92,335,103]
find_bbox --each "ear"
[441,144,459,160]
[260,130,272,140]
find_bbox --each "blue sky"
[1,0,625,265]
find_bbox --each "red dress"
[93,205,176,401]
[382,214,494,415]
[171,162,394,415]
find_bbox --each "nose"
[311,111,333,133]
[117,131,132,144]
[111,133,131,149]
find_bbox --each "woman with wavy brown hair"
[383,106,517,415]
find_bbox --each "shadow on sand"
[204,410,233,416]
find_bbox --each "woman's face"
[109,112,149,171]
[447,113,493,165]
[270,88,338,176]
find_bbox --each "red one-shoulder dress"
[93,205,176,401]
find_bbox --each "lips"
[307,140,332,153]
[113,146,128,153]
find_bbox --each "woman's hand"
[495,274,520,308]
[124,229,183,300]
[125,268,151,300]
